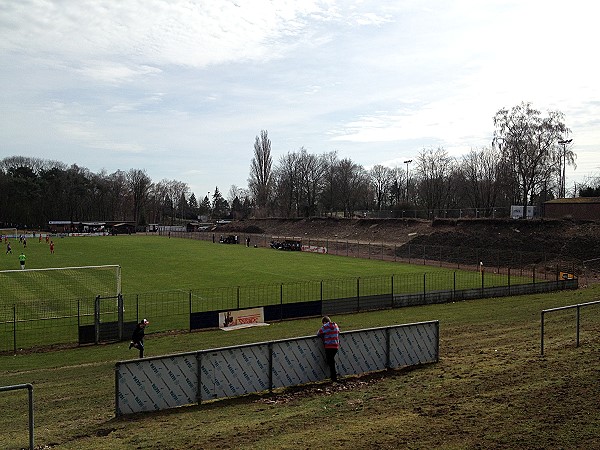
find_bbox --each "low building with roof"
[544,197,600,221]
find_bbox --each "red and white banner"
[219,307,268,330]
[301,245,328,254]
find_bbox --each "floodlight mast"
[403,159,412,202]
[558,138,573,198]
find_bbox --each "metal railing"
[0,383,34,450]
[540,300,600,355]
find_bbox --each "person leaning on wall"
[317,316,340,382]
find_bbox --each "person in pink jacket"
[317,316,340,382]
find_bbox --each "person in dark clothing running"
[129,319,149,358]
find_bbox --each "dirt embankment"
[215,217,600,261]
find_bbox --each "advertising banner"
[219,307,268,330]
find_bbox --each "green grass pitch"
[0,234,498,298]
[0,234,526,348]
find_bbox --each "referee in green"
[19,251,26,269]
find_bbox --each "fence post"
[497,250,500,274]
[533,267,536,284]
[423,273,426,302]
[391,275,394,306]
[189,291,193,332]
[576,305,580,347]
[453,272,456,300]
[385,327,391,369]
[508,268,511,294]
[13,304,17,354]
[94,295,100,345]
[237,286,241,309]
[320,280,323,302]
[357,278,360,311]
[118,294,124,341]
[541,311,545,355]
[481,269,485,293]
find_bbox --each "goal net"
[583,258,600,281]
[0,228,18,239]
[0,265,121,305]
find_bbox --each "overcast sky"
[2,0,598,201]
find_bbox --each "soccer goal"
[0,228,18,239]
[0,264,121,305]
[583,257,600,281]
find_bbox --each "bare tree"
[172,181,190,223]
[127,169,152,227]
[336,158,368,217]
[458,147,504,214]
[415,147,455,216]
[493,102,571,217]
[387,166,406,208]
[228,185,250,219]
[320,151,340,215]
[248,130,273,217]
[296,149,325,217]
[369,165,393,210]
[273,151,300,217]
[152,180,171,224]
[107,170,128,221]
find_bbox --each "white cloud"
[77,62,162,84]
[0,0,598,196]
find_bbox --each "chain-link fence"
[170,231,581,273]
[0,263,577,353]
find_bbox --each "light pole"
[558,139,572,198]
[404,159,412,202]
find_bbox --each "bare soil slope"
[216,217,600,261]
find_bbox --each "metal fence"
[0,265,577,353]
[540,299,600,355]
[167,230,581,273]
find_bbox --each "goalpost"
[583,257,600,282]
[0,265,121,305]
[0,227,18,239]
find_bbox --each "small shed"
[544,197,600,221]
[110,223,135,234]
[48,220,76,233]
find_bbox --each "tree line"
[0,102,592,229]
[250,102,585,219]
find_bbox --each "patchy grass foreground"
[1,284,599,449]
